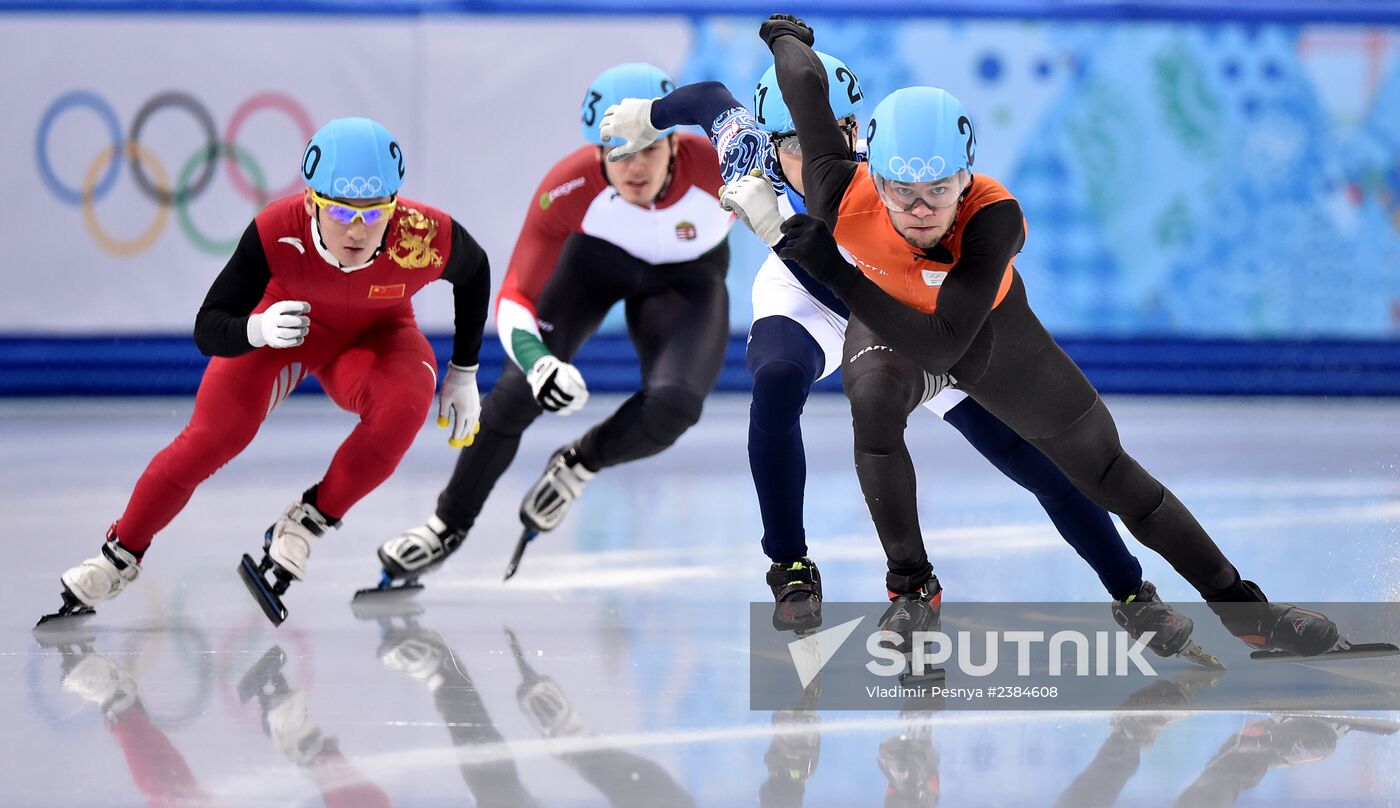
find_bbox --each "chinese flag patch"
[369,284,406,300]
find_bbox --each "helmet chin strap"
[310,209,383,273]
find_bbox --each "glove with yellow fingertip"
[438,363,482,448]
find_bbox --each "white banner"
[0,15,692,333]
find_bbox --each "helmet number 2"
[389,141,405,179]
[834,67,862,105]
[582,91,604,127]
[958,115,976,167]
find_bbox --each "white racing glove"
[437,363,481,448]
[247,300,311,349]
[720,170,785,246]
[526,355,588,415]
[600,98,661,163]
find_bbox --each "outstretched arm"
[763,16,859,225]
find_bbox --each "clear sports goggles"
[873,168,970,212]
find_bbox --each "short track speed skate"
[355,515,463,601]
[239,502,333,626]
[37,538,140,630]
[504,444,593,581]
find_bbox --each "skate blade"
[350,579,420,599]
[34,607,95,630]
[238,554,288,627]
[898,665,947,687]
[351,574,424,603]
[502,527,539,581]
[32,611,97,647]
[1250,641,1400,663]
[1178,641,1227,671]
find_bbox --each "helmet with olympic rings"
[581,63,676,146]
[753,51,863,135]
[301,117,404,199]
[866,87,976,185]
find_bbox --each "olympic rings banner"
[35,89,316,258]
[3,13,1399,340]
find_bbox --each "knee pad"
[1098,450,1162,517]
[846,369,913,452]
[640,385,704,446]
[750,359,812,434]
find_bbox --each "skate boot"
[767,558,823,633]
[520,444,595,533]
[37,535,142,628]
[880,578,943,654]
[505,444,596,580]
[62,650,139,721]
[354,515,466,601]
[1111,580,1224,670]
[238,501,336,627]
[1208,579,1346,660]
[881,579,944,686]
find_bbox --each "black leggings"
[436,234,729,533]
[845,271,1240,598]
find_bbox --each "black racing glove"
[778,214,858,295]
[759,14,815,49]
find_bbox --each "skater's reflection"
[237,644,392,807]
[43,630,216,808]
[1054,668,1225,808]
[1172,714,1399,808]
[876,694,943,808]
[759,678,822,808]
[505,627,696,808]
[354,600,538,807]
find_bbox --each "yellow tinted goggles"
[310,190,397,226]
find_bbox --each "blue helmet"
[301,117,404,199]
[581,63,676,145]
[866,87,976,183]
[753,51,864,134]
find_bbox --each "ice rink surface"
[4,393,1399,807]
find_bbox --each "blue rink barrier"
[2,335,1399,397]
[3,0,1400,23]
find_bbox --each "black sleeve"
[441,219,492,367]
[193,221,271,357]
[769,34,860,225]
[838,200,1026,376]
[650,81,744,130]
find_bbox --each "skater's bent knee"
[751,360,811,433]
[640,385,703,444]
[1097,451,1162,517]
